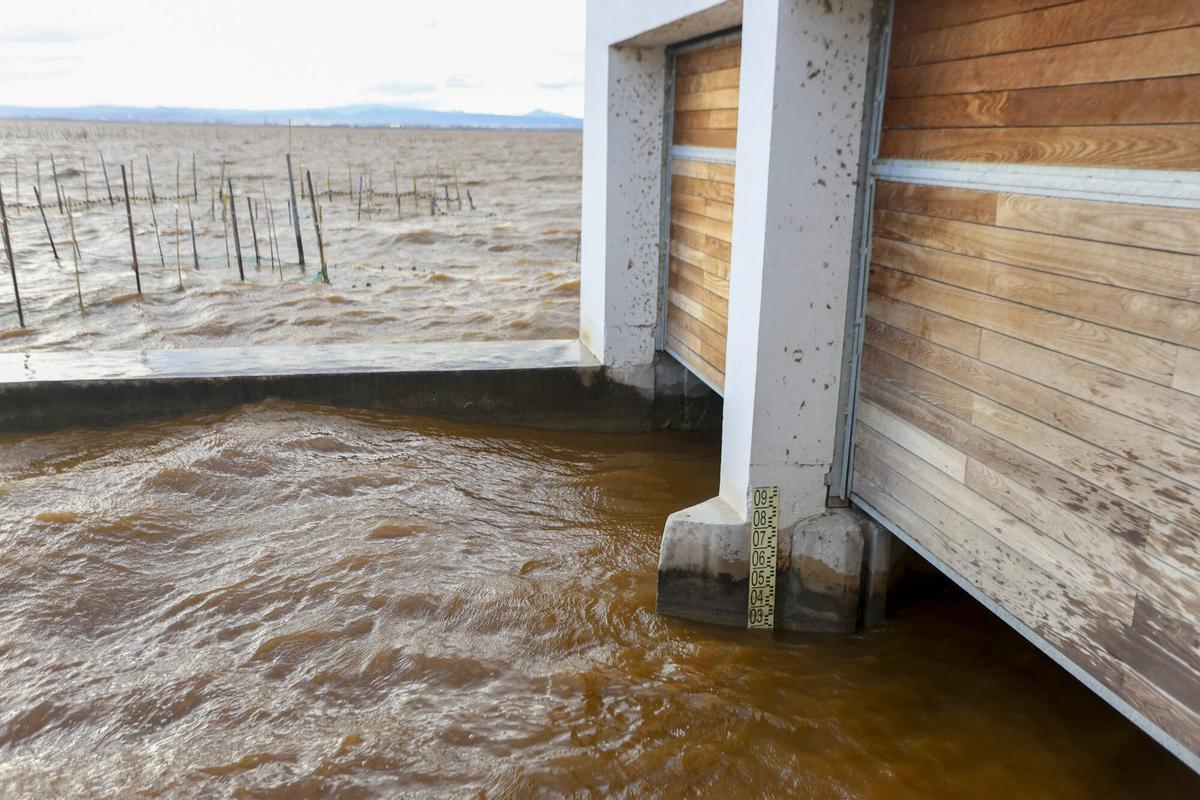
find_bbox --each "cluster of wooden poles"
[0,151,477,329]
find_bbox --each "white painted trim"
[874,158,1200,209]
[853,493,1200,777]
[670,144,737,164]
[664,344,724,396]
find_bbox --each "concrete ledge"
[0,340,721,434]
[656,497,749,628]
[657,499,899,632]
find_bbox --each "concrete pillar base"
[656,500,902,632]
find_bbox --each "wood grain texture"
[880,124,1200,170]
[672,174,735,204]
[673,128,737,148]
[675,109,739,132]
[995,194,1200,257]
[859,370,1153,547]
[867,320,1200,491]
[675,66,739,95]
[888,27,1200,99]
[674,41,740,77]
[670,223,732,263]
[856,422,1134,624]
[864,11,1200,754]
[875,181,998,224]
[670,191,734,223]
[979,332,1200,446]
[874,209,1195,301]
[884,76,1200,129]
[869,266,1179,385]
[871,237,1200,348]
[671,159,735,185]
[892,0,1076,37]
[891,0,1200,68]
[674,88,741,113]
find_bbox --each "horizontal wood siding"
[857,177,1200,758]
[666,36,740,391]
[673,39,740,149]
[882,0,1200,169]
[666,159,735,390]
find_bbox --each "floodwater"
[0,400,1195,797]
[0,121,581,351]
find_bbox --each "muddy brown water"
[0,121,580,351]
[0,401,1195,797]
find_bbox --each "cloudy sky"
[0,0,585,116]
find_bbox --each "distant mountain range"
[0,104,582,130]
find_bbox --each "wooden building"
[581,0,1200,774]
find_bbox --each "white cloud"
[0,1,585,117]
[0,26,96,44]
[374,81,439,97]
[445,74,482,90]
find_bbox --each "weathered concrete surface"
[777,510,866,633]
[657,497,751,628]
[657,500,898,632]
[0,340,720,434]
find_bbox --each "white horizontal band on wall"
[873,158,1200,210]
[670,144,737,165]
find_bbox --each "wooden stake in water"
[285,153,305,267]
[33,186,60,262]
[65,197,84,309]
[50,154,63,213]
[187,200,200,271]
[0,182,24,327]
[35,159,42,206]
[393,161,401,220]
[228,179,245,281]
[453,165,462,210]
[175,201,182,287]
[120,165,141,294]
[466,189,475,211]
[100,152,114,205]
[192,153,199,201]
[82,157,89,204]
[222,193,231,271]
[306,170,328,284]
[145,155,158,205]
[147,161,167,268]
[268,201,284,280]
[265,200,278,274]
[247,197,261,266]
[356,175,363,221]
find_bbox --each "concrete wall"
[719,0,872,526]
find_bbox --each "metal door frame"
[827,0,895,503]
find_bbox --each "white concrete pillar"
[578,32,667,371]
[718,0,873,526]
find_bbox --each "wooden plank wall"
[666,36,740,391]
[856,0,1200,763]
[882,0,1200,168]
[673,38,740,149]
